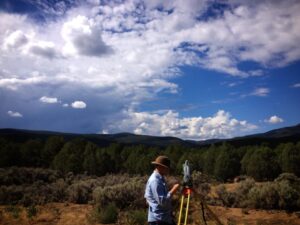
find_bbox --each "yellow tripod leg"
[177,195,185,225]
[183,192,190,225]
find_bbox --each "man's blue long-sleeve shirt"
[144,170,173,223]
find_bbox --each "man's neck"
[155,168,164,177]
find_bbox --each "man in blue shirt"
[144,155,180,225]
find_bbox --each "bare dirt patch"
[1,203,300,225]
[210,206,300,225]
[0,203,92,225]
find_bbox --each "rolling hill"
[0,123,299,148]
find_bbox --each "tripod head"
[182,160,193,192]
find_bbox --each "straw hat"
[151,155,170,168]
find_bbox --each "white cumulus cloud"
[292,83,300,88]
[61,15,112,57]
[3,30,28,50]
[7,110,23,118]
[71,101,86,109]
[0,1,299,137]
[28,41,59,59]
[250,88,270,97]
[265,115,284,124]
[39,96,59,104]
[104,109,257,140]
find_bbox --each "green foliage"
[122,145,153,174]
[52,140,85,173]
[95,150,114,176]
[0,139,21,167]
[165,144,184,172]
[0,134,300,183]
[242,146,281,181]
[82,142,98,175]
[104,143,124,173]
[42,136,64,167]
[277,142,300,176]
[203,145,219,175]
[214,143,241,181]
[20,139,43,167]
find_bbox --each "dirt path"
[210,206,300,225]
[1,203,300,225]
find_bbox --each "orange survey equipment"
[177,160,223,225]
[177,161,193,225]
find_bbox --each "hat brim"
[151,161,169,168]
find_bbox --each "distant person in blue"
[144,155,180,225]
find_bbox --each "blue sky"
[0,0,300,140]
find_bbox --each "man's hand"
[170,183,180,195]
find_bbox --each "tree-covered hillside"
[0,135,300,181]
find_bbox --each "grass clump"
[5,205,21,219]
[0,209,3,223]
[124,209,147,225]
[89,203,118,224]
[26,205,38,219]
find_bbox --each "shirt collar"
[154,170,165,181]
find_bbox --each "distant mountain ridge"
[0,123,300,148]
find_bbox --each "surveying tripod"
[177,161,223,225]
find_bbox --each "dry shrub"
[275,173,300,193]
[0,185,23,205]
[0,167,62,185]
[245,180,300,210]
[93,176,146,209]
[247,182,279,209]
[50,178,68,202]
[235,178,255,208]
[66,178,105,204]
[215,174,300,210]
[0,168,148,207]
[275,181,299,210]
[242,179,300,211]
[216,185,237,207]
[192,171,215,184]
[66,181,91,204]
[274,173,299,183]
[236,178,255,196]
